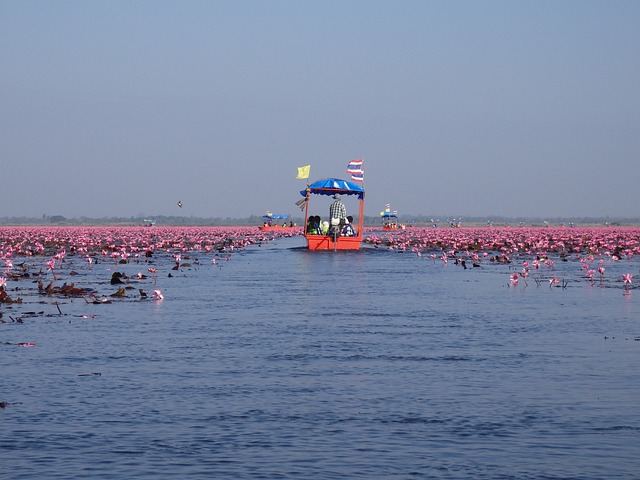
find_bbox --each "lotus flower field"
[0,226,298,324]
[1,225,639,326]
[365,226,640,291]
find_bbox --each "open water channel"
[1,235,639,479]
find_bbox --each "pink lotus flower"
[148,267,158,285]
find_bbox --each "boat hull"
[258,226,298,232]
[305,234,362,251]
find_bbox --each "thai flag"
[351,171,364,182]
[347,159,363,174]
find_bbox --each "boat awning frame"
[300,178,365,200]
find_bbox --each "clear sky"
[2,0,639,220]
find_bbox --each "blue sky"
[2,1,639,219]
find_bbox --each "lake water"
[2,235,639,479]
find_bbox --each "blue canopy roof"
[300,178,365,199]
[381,212,397,218]
[263,213,289,219]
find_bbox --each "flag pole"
[303,166,310,232]
[296,164,311,233]
[358,158,365,237]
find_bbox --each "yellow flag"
[296,165,310,179]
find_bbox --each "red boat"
[381,211,398,230]
[258,213,297,231]
[300,178,365,251]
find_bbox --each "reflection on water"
[1,236,639,479]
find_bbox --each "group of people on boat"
[307,216,356,236]
[263,218,296,228]
[306,194,357,237]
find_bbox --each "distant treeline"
[0,214,636,227]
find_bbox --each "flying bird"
[177,201,183,208]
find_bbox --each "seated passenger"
[341,216,356,236]
[321,220,330,235]
[307,216,320,234]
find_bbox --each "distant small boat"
[300,178,364,251]
[380,205,405,230]
[258,213,297,231]
[381,208,398,231]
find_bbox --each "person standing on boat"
[329,193,347,223]
[329,193,347,236]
